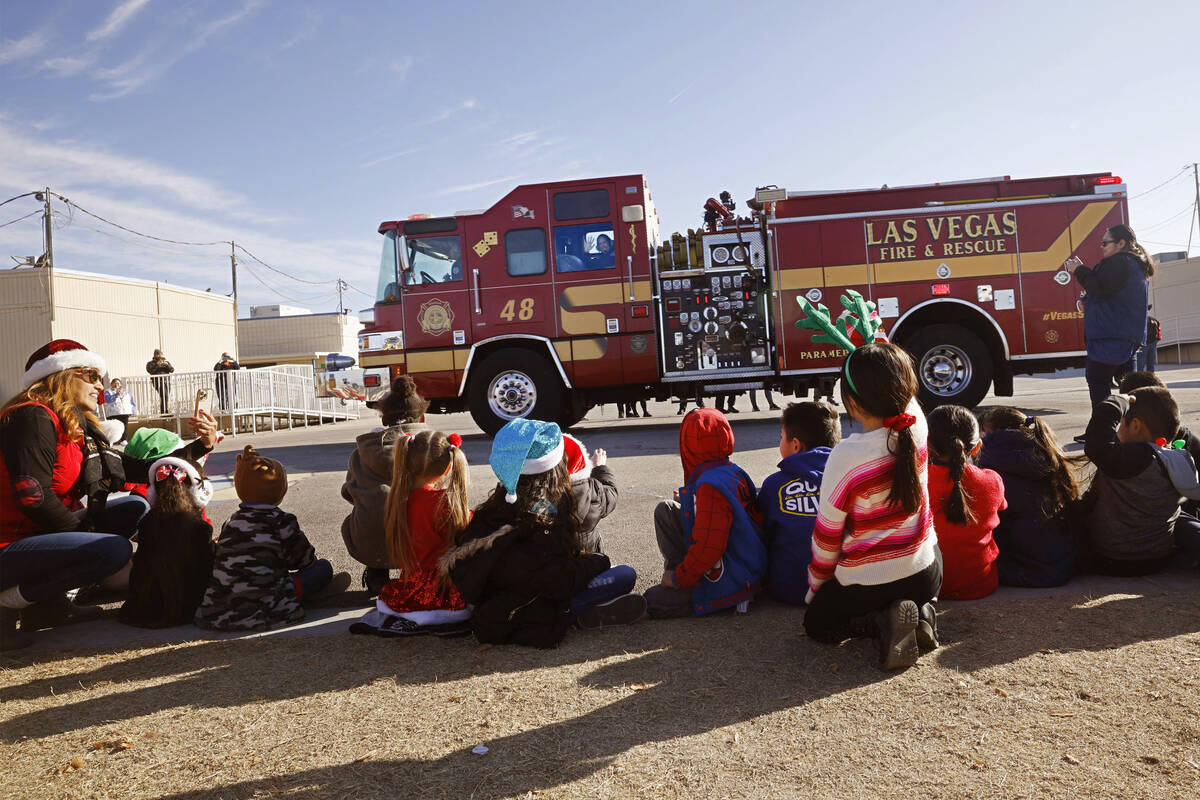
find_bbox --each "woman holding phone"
[1065,224,1153,420]
[0,340,219,650]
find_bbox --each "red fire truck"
[356,171,1128,434]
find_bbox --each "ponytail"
[889,426,923,515]
[927,405,978,525]
[840,342,923,514]
[384,433,415,571]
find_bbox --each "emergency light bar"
[1094,176,1122,185]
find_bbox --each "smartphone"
[194,388,213,418]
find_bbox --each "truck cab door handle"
[473,269,482,313]
[627,255,635,301]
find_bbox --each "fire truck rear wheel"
[468,350,565,436]
[903,324,993,410]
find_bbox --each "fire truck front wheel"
[468,350,565,436]
[903,324,993,410]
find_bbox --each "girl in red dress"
[353,430,472,637]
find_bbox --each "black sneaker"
[874,599,920,670]
[576,594,647,629]
[20,593,103,631]
[1,608,33,651]
[1074,434,1087,444]
[362,567,390,597]
[917,602,939,652]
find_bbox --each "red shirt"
[929,463,1006,600]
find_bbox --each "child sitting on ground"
[342,376,430,597]
[643,407,767,618]
[195,445,350,631]
[445,419,644,647]
[351,430,473,638]
[1076,386,1199,575]
[757,402,839,606]
[119,457,215,628]
[978,407,1079,587]
[927,405,1006,600]
[562,433,618,553]
[803,342,941,670]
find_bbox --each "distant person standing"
[1134,311,1161,373]
[1066,224,1153,411]
[146,349,174,415]
[213,352,240,411]
[103,378,137,445]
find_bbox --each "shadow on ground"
[4,583,1199,797]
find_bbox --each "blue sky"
[2,0,1197,315]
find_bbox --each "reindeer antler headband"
[795,289,887,396]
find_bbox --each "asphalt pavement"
[28,364,1200,652]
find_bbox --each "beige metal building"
[0,266,236,401]
[236,309,359,368]
[1151,254,1200,363]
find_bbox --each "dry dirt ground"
[3,584,1199,799]
[5,372,1200,798]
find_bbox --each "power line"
[51,193,229,247]
[1130,167,1190,200]
[0,192,37,209]
[1138,202,1198,232]
[344,281,375,298]
[234,242,334,286]
[240,260,336,304]
[0,209,41,229]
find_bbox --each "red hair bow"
[155,465,187,483]
[882,413,916,432]
[447,433,463,448]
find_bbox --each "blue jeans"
[294,558,333,601]
[569,565,636,619]
[1133,344,1158,373]
[0,495,148,603]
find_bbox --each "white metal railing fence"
[113,365,361,435]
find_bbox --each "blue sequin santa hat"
[490,418,564,503]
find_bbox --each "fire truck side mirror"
[397,234,412,273]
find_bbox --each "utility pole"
[231,241,240,357]
[336,278,347,313]
[34,187,53,268]
[1189,162,1199,256]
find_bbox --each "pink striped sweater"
[805,399,938,603]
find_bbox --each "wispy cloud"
[435,175,521,196]
[276,8,322,52]
[41,54,98,77]
[86,0,152,43]
[0,31,48,65]
[361,147,425,169]
[414,98,477,127]
[389,56,414,79]
[90,0,265,100]
[668,79,697,105]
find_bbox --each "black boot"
[19,593,103,632]
[917,601,939,651]
[872,600,919,670]
[363,567,390,597]
[1,608,33,651]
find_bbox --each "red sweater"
[929,463,1006,600]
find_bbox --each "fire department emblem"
[418,298,455,336]
[1045,329,1060,344]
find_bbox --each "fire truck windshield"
[375,230,400,303]
[404,235,463,285]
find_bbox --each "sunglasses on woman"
[73,368,103,384]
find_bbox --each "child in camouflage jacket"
[195,446,343,631]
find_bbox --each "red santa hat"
[22,339,107,389]
[562,433,593,482]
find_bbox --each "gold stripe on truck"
[406,348,470,373]
[360,353,404,367]
[559,280,653,335]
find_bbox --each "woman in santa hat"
[0,339,219,650]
